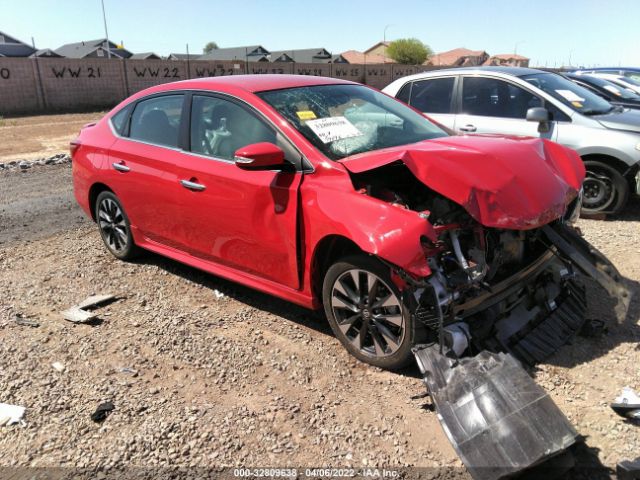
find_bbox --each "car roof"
[143,74,355,95]
[385,66,549,88]
[574,67,640,73]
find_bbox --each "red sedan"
[72,74,609,370]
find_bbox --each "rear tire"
[322,254,417,370]
[582,160,629,215]
[94,191,141,261]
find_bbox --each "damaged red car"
[72,75,627,370]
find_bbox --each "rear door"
[175,93,303,289]
[400,76,457,129]
[106,94,186,247]
[455,76,558,140]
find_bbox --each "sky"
[2,0,638,67]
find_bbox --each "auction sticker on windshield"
[306,116,363,144]
[555,89,585,102]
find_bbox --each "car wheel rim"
[582,171,614,211]
[98,198,129,253]
[331,269,405,358]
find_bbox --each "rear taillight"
[70,138,81,157]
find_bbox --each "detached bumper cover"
[413,345,577,480]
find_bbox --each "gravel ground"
[0,162,638,479]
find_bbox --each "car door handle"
[180,179,206,191]
[112,162,130,172]
[459,124,477,133]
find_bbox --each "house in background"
[0,31,36,57]
[427,48,489,66]
[364,41,390,58]
[484,53,530,67]
[30,48,63,58]
[55,39,133,59]
[167,53,201,61]
[337,50,394,64]
[130,52,161,60]
[269,48,333,63]
[200,45,270,62]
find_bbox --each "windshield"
[257,84,448,160]
[523,72,613,115]
[572,75,640,100]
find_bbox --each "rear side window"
[129,95,184,148]
[110,106,131,135]
[462,77,542,119]
[409,77,455,113]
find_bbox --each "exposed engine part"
[349,161,470,224]
[442,322,471,357]
[449,230,486,283]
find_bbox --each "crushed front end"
[349,155,630,479]
[349,159,629,364]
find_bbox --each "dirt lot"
[0,112,104,162]
[0,115,639,478]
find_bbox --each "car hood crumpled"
[340,135,585,229]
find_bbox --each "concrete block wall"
[37,58,126,111]
[0,58,443,116]
[0,58,42,114]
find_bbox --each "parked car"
[572,67,640,82]
[582,73,640,96]
[563,72,640,109]
[72,75,624,370]
[383,67,640,215]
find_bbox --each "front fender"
[304,184,435,278]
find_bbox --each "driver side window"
[190,95,276,160]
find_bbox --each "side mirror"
[526,107,551,133]
[234,142,286,170]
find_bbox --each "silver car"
[383,67,640,214]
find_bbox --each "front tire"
[95,191,140,261]
[582,160,629,215]
[322,254,416,370]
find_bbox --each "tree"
[386,38,432,65]
[203,41,219,54]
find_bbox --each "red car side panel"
[174,156,302,290]
[106,138,186,248]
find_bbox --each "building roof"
[490,53,529,61]
[0,31,36,57]
[199,45,270,62]
[130,52,161,59]
[269,48,332,63]
[55,39,132,58]
[364,41,390,54]
[168,53,201,60]
[339,50,394,64]
[30,48,63,58]
[428,48,488,66]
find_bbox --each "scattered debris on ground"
[62,294,116,323]
[90,402,115,423]
[13,314,39,328]
[51,362,65,373]
[0,403,26,427]
[611,387,640,420]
